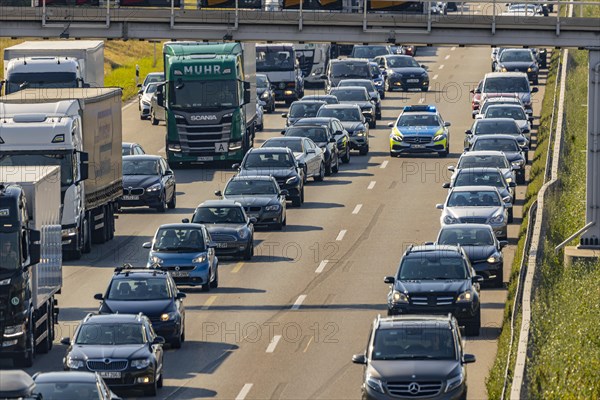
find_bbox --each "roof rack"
[114,263,136,275]
[83,313,94,322]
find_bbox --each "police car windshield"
[75,323,144,345]
[458,155,509,169]
[397,114,439,127]
[472,138,520,152]
[192,206,246,224]
[285,127,328,143]
[317,107,361,122]
[399,256,467,280]
[372,328,456,360]
[153,228,206,252]
[107,277,171,301]
[438,227,495,246]
[455,170,504,188]
[447,190,501,207]
[170,80,237,110]
[225,180,278,196]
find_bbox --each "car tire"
[302,166,308,184]
[376,110,382,120]
[325,159,333,176]
[157,372,164,389]
[359,145,369,156]
[140,114,145,120]
[201,270,212,292]
[439,145,449,157]
[210,267,219,289]
[533,78,539,86]
[494,264,504,288]
[151,110,159,126]
[292,194,302,207]
[369,120,376,129]
[257,123,263,131]
[517,172,526,184]
[144,376,158,396]
[385,80,392,92]
[243,241,253,260]
[156,192,167,213]
[332,155,339,173]
[380,91,386,99]
[465,309,481,336]
[342,146,350,163]
[508,208,514,223]
[422,86,429,92]
[171,333,182,349]
[167,189,176,209]
[314,162,325,182]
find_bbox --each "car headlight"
[500,66,508,72]
[387,69,395,76]
[456,290,473,303]
[160,312,178,322]
[260,91,269,100]
[443,215,459,224]
[265,204,280,211]
[142,100,151,106]
[446,372,465,392]
[506,177,513,183]
[192,254,207,263]
[528,65,538,72]
[433,134,446,142]
[147,183,162,192]
[150,255,163,264]
[511,160,525,168]
[3,324,24,338]
[487,253,502,263]
[0,278,11,286]
[237,228,249,239]
[286,176,299,185]
[66,357,85,369]
[392,291,409,304]
[355,130,366,137]
[366,374,385,394]
[391,134,403,142]
[374,80,383,86]
[489,213,505,224]
[131,358,151,369]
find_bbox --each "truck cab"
[256,44,304,104]
[3,57,83,95]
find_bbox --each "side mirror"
[465,130,472,135]
[509,181,517,187]
[207,241,217,248]
[138,89,143,95]
[249,217,257,224]
[463,354,476,364]
[137,83,142,88]
[152,336,166,345]
[423,241,435,245]
[352,354,367,364]
[214,190,222,197]
[420,64,427,69]
[307,148,316,154]
[281,113,288,118]
[329,137,336,143]
[442,182,451,189]
[280,189,290,197]
[383,276,395,284]
[387,122,394,128]
[502,196,512,203]
[243,81,251,104]
[281,130,286,135]
[499,240,508,248]
[464,147,470,152]
[472,275,484,283]
[165,170,173,176]
[447,166,455,172]
[475,114,484,120]
[444,121,451,127]
[60,337,71,346]
[361,111,371,118]
[504,202,513,208]
[232,163,240,170]
[156,91,164,107]
[469,89,475,94]
[78,151,89,182]
[94,293,103,300]
[26,229,41,267]
[142,242,152,249]
[522,128,530,134]
[531,87,538,93]
[522,147,529,152]
[435,203,444,209]
[320,74,327,79]
[298,162,306,168]
[176,292,187,300]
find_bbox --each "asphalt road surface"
[21,45,547,400]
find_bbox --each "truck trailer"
[0,165,62,367]
[0,88,123,259]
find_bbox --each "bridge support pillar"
[580,49,600,248]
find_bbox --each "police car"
[387,105,451,157]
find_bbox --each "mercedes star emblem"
[408,382,420,394]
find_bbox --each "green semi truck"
[158,42,256,165]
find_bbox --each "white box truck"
[0,88,123,259]
[2,40,104,95]
[0,165,62,367]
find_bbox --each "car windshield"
[256,75,269,88]
[397,114,440,127]
[330,88,368,102]
[387,56,420,68]
[447,190,501,207]
[339,81,374,92]
[243,152,295,168]
[500,50,534,63]
[399,256,468,280]
[263,139,303,153]
[485,106,527,120]
[455,170,504,188]
[169,79,237,110]
[225,180,278,195]
[152,227,206,252]
[121,146,131,156]
[123,159,158,175]
[256,48,295,71]
[0,231,20,271]
[107,277,170,301]
[35,382,100,400]
[317,107,361,122]
[289,102,324,118]
[352,46,389,59]
[75,323,144,345]
[145,83,158,94]
[458,155,509,169]
[372,328,456,360]
[285,127,328,143]
[192,206,246,224]
[331,62,370,78]
[472,138,520,152]
[303,96,338,104]
[438,227,495,246]
[144,73,164,86]
[474,120,520,135]
[483,77,530,93]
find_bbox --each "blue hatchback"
[143,223,219,292]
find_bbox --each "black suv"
[323,58,372,93]
[352,314,476,400]
[384,245,483,336]
[61,313,165,397]
[94,265,186,348]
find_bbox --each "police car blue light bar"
[403,105,437,112]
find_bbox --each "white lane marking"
[291,295,307,310]
[352,204,363,214]
[418,98,425,104]
[336,230,347,241]
[439,64,445,70]
[444,55,450,60]
[380,160,389,169]
[202,296,217,310]
[315,260,329,273]
[367,181,376,190]
[266,335,282,353]
[236,384,253,400]
[158,146,165,153]
[433,74,439,80]
[451,46,456,51]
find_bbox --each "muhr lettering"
[183,65,222,75]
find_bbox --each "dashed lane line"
[336,230,347,241]
[291,295,307,310]
[315,260,329,274]
[201,296,217,310]
[236,384,253,400]
[352,204,363,214]
[367,181,376,190]
[266,335,282,353]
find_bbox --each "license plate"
[215,142,228,153]
[411,144,426,149]
[216,242,229,248]
[99,371,121,379]
[197,156,213,161]
[121,195,139,201]
[407,79,419,83]
[170,271,190,278]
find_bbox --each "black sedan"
[257,73,276,113]
[262,137,326,182]
[337,79,382,119]
[190,200,255,260]
[465,118,529,161]
[61,313,165,397]
[33,371,122,400]
[94,266,186,348]
[328,86,377,128]
[292,117,351,164]
[282,100,326,127]
[315,106,369,155]
[469,135,527,184]
[283,124,339,176]
[436,224,507,287]
[234,147,304,206]
[217,175,287,230]
[494,48,540,85]
[374,54,430,92]
[120,155,176,212]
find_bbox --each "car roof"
[291,100,326,105]
[33,371,98,384]
[461,150,509,158]
[248,147,292,154]
[83,313,147,324]
[407,244,462,253]
[473,134,520,141]
[377,315,455,330]
[485,104,525,110]
[485,71,529,78]
[475,117,518,124]
[381,54,413,60]
[302,94,336,99]
[156,222,205,230]
[455,167,502,174]
[330,86,368,92]
[339,79,372,83]
[122,155,162,161]
[199,199,241,207]
[230,175,276,182]
[330,58,368,63]
[319,104,359,109]
[440,223,494,231]
[450,185,499,192]
[264,136,304,142]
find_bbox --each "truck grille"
[178,122,232,152]
[386,381,443,397]
[404,136,432,144]
[87,359,128,371]
[410,294,455,306]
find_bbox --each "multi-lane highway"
[21,45,546,399]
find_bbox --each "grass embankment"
[484,51,560,399]
[0,38,164,101]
